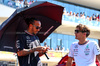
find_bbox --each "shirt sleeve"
[16,34,25,52]
[68,43,74,57]
[93,42,100,55]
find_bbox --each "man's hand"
[34,46,49,57]
[34,46,49,53]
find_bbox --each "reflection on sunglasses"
[33,24,42,29]
[75,30,82,33]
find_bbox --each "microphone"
[44,53,49,59]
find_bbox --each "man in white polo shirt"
[66,24,100,66]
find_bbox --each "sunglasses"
[33,24,42,29]
[75,30,82,33]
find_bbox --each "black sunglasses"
[75,30,82,33]
[33,24,42,29]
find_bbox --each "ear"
[29,24,33,29]
[83,32,86,36]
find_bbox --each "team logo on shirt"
[73,45,78,56]
[74,49,78,52]
[84,44,90,55]
[26,36,32,47]
[73,49,78,56]
[74,45,78,52]
[26,36,30,39]
[16,40,20,48]
[75,45,78,48]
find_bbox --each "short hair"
[25,17,40,27]
[76,24,90,37]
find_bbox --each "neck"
[27,29,33,35]
[79,38,87,45]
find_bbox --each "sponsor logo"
[74,49,78,52]
[4,46,13,49]
[75,45,78,48]
[26,36,30,39]
[16,40,20,48]
[74,45,78,56]
[84,44,90,55]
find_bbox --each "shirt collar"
[24,30,34,36]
